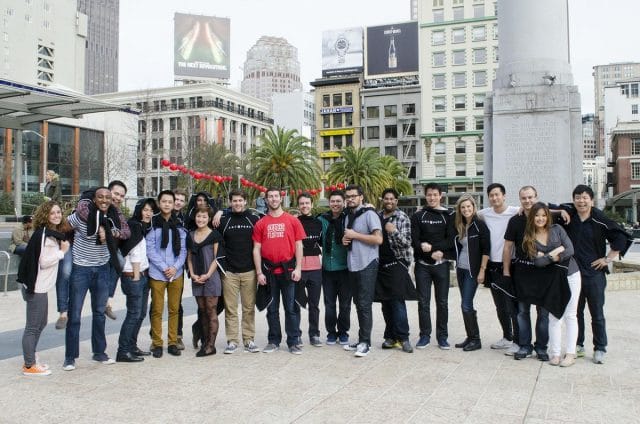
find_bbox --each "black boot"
[463,311,482,352]
[455,311,472,348]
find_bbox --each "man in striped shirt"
[63,187,117,371]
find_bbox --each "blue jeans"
[577,272,607,352]
[55,248,73,313]
[322,269,351,339]
[350,260,378,345]
[266,273,301,347]
[118,274,149,355]
[381,299,410,341]
[414,262,450,342]
[300,269,322,339]
[65,263,110,361]
[517,302,549,353]
[456,269,479,313]
[108,264,119,298]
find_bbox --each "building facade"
[603,79,640,160]
[272,91,315,142]
[310,76,361,174]
[241,36,302,104]
[98,83,272,197]
[582,113,596,160]
[417,0,498,194]
[77,0,119,94]
[410,0,418,20]
[593,62,640,156]
[361,83,422,194]
[0,0,86,90]
[611,123,640,195]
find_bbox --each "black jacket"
[218,210,260,273]
[17,228,66,294]
[298,215,323,257]
[454,217,491,279]
[410,206,456,264]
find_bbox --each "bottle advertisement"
[365,21,418,78]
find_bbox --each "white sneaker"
[490,338,512,349]
[244,340,260,353]
[504,342,520,356]
[593,350,605,364]
[354,343,370,357]
[224,342,238,354]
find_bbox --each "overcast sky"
[119,0,640,114]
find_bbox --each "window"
[333,136,342,149]
[632,162,640,180]
[456,140,466,153]
[632,139,640,155]
[385,125,398,139]
[433,0,443,6]
[453,72,466,88]
[434,119,446,132]
[436,164,446,178]
[404,144,416,159]
[452,28,465,43]
[345,92,353,105]
[452,50,466,66]
[475,117,485,130]
[454,118,466,131]
[433,51,446,67]
[329,112,341,128]
[322,115,330,128]
[323,137,330,151]
[456,163,466,176]
[473,4,485,18]
[474,94,485,108]
[493,46,499,62]
[138,120,146,133]
[476,141,484,153]
[433,97,446,111]
[476,163,484,176]
[403,103,415,115]
[345,112,353,126]
[385,146,398,157]
[454,95,466,110]
[322,95,330,107]
[493,23,499,39]
[473,70,487,86]
[333,93,342,106]
[367,106,379,119]
[472,26,486,41]
[345,134,353,147]
[473,48,487,64]
[433,74,446,89]
[632,84,639,97]
[435,142,446,155]
[402,123,416,137]
[621,85,630,96]
[384,105,397,117]
[453,6,464,20]
[323,158,332,172]
[432,30,445,45]
[367,126,380,139]
[433,9,444,22]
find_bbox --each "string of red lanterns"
[160,159,346,194]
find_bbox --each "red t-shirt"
[253,212,306,273]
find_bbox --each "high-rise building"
[77,0,119,94]
[593,62,640,156]
[582,113,596,160]
[0,0,86,90]
[418,0,498,196]
[272,91,316,142]
[241,36,302,104]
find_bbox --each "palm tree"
[379,155,413,196]
[181,143,240,197]
[325,147,390,203]
[248,126,322,191]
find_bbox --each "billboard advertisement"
[366,22,419,78]
[174,13,230,80]
[322,27,364,77]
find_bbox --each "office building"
[272,91,315,142]
[582,114,596,160]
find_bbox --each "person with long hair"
[187,206,223,356]
[17,201,70,375]
[522,202,581,367]
[452,194,490,352]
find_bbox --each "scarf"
[344,206,375,250]
[187,230,219,275]
[120,219,150,257]
[153,213,182,257]
[17,227,67,294]
[321,211,345,255]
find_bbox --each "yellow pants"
[149,276,184,347]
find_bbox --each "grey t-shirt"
[346,206,382,272]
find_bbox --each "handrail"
[0,250,10,296]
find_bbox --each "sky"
[119,0,640,114]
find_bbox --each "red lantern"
[161,159,170,167]
[280,190,286,196]
[169,164,178,171]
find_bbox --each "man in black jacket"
[410,183,455,350]
[559,185,631,364]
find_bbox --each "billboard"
[322,27,364,77]
[366,22,419,78]
[174,13,230,80]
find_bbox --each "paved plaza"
[0,278,639,423]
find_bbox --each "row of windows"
[138,117,258,137]
[434,163,483,178]
[432,47,498,67]
[322,113,353,129]
[135,97,265,121]
[322,92,353,107]
[433,117,484,132]
[434,140,484,155]
[620,83,640,98]
[365,103,415,119]
[321,135,353,151]
[431,24,497,46]
[433,94,484,112]
[433,70,488,89]
[432,3,490,22]
[366,123,416,140]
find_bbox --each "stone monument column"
[484,0,582,204]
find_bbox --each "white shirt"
[35,235,65,293]
[479,205,519,262]
[122,239,149,273]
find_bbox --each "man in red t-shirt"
[253,188,305,354]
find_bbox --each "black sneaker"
[536,350,549,362]
[167,345,181,356]
[514,347,532,360]
[152,347,163,358]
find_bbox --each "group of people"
[17,179,628,376]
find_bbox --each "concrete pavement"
[1,279,639,423]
